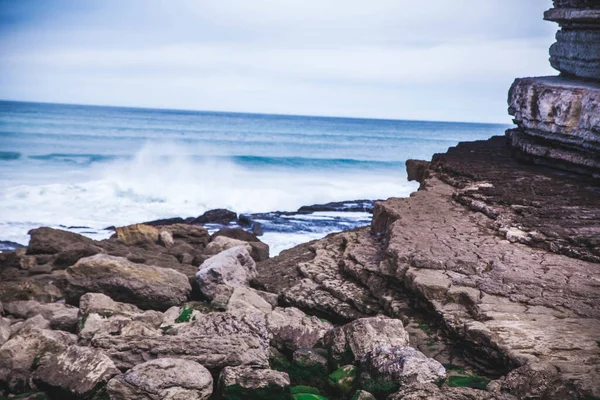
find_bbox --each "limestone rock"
[388,383,517,400]
[79,292,144,316]
[195,246,257,300]
[115,223,159,246]
[158,230,174,248]
[323,316,410,365]
[65,254,191,310]
[4,300,78,332]
[0,327,77,392]
[32,345,119,399]
[106,358,213,400]
[226,287,273,315]
[11,314,51,336]
[205,236,253,256]
[219,366,290,400]
[0,318,10,346]
[266,307,332,353]
[359,346,446,397]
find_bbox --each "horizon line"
[0,98,512,127]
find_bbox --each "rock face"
[196,246,257,300]
[106,358,213,400]
[65,254,191,310]
[32,345,120,399]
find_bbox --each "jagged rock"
[192,209,237,225]
[26,227,103,269]
[91,333,269,370]
[168,311,271,349]
[359,346,446,397]
[196,246,257,300]
[0,271,66,303]
[388,383,517,400]
[0,327,77,392]
[158,230,174,248]
[32,345,119,399]
[3,300,78,332]
[115,223,159,246]
[322,316,410,365]
[219,366,290,400]
[65,254,191,310]
[226,287,273,315]
[163,224,211,247]
[0,318,10,346]
[79,292,144,316]
[265,307,332,353]
[106,358,213,400]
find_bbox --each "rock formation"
[506,0,600,177]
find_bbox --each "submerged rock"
[106,358,213,400]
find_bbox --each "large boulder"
[32,345,119,399]
[4,300,78,332]
[192,208,237,225]
[196,246,257,300]
[322,316,410,365]
[226,287,273,315]
[0,327,77,392]
[265,307,332,353]
[26,227,103,269]
[106,358,213,400]
[219,366,291,400]
[65,254,191,310]
[359,346,446,398]
[205,236,253,256]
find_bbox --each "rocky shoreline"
[1,1,599,399]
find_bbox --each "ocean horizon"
[0,100,510,254]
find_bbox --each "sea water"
[0,101,509,254]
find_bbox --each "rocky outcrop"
[65,254,191,310]
[196,246,257,300]
[506,0,600,177]
[106,358,213,400]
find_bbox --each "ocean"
[0,101,509,255]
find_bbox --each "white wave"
[0,141,418,250]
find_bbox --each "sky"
[0,0,557,123]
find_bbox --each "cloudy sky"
[0,0,556,123]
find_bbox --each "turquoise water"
[0,100,508,253]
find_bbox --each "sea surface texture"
[0,101,507,254]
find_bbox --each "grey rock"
[11,314,51,336]
[79,292,144,317]
[205,236,253,256]
[352,390,376,400]
[33,345,119,399]
[106,358,213,400]
[226,287,273,315]
[292,348,329,386]
[0,327,77,392]
[265,307,332,353]
[158,230,175,248]
[219,366,290,400]
[359,346,446,397]
[196,246,257,300]
[388,383,517,400]
[323,316,410,365]
[4,300,78,332]
[0,318,10,346]
[91,333,269,370]
[65,254,191,311]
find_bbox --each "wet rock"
[328,365,358,395]
[4,300,78,332]
[0,327,77,392]
[192,209,237,225]
[196,246,257,300]
[219,366,290,400]
[106,358,213,400]
[266,307,332,353]
[291,348,329,387]
[115,223,159,246]
[65,254,191,310]
[359,346,446,398]
[32,345,119,399]
[322,316,410,365]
